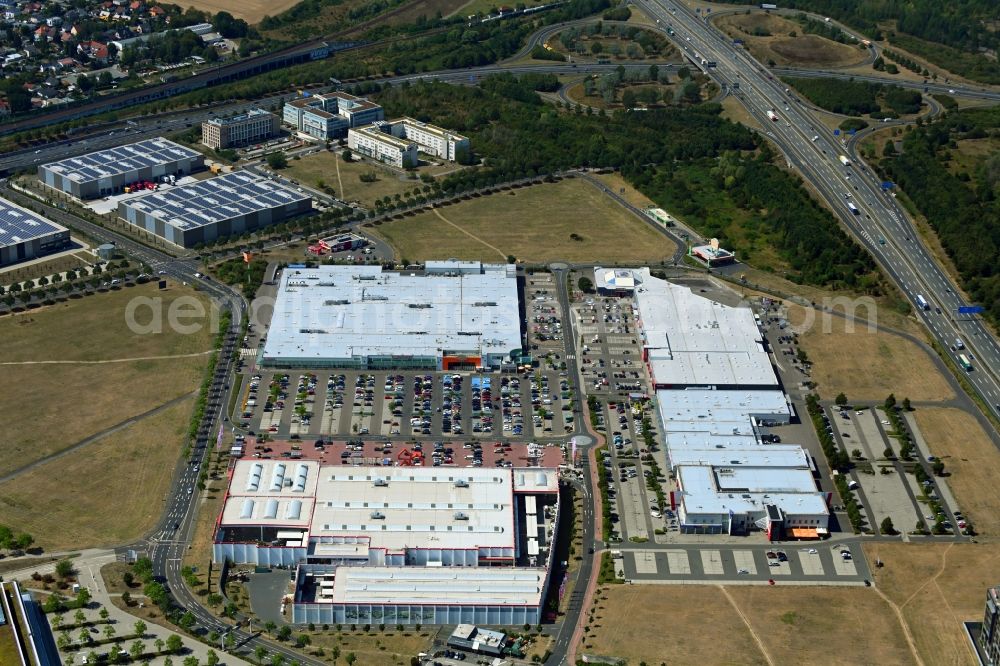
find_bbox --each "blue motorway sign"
[881,181,894,190]
[958,306,985,314]
[833,129,841,136]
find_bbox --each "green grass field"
[372,177,677,264]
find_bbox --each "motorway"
[634,0,1000,422]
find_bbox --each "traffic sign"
[881,181,894,190]
[833,129,840,136]
[958,306,984,314]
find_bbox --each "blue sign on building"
[958,306,985,314]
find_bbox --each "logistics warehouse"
[214,462,560,625]
[0,195,70,267]
[260,261,523,370]
[624,268,830,538]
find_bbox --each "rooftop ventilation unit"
[370,511,385,520]
[454,512,469,521]
[373,479,389,487]
[454,479,469,488]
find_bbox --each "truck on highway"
[761,3,777,9]
[839,155,851,166]
[767,109,779,122]
[847,202,860,215]
[916,294,930,311]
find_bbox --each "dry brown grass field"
[0,398,194,551]
[715,12,868,68]
[0,283,214,478]
[373,178,677,264]
[913,407,1000,535]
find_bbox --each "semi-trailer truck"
[839,155,851,166]
[767,109,779,122]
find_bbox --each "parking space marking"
[798,550,825,576]
[632,551,658,574]
[732,550,757,575]
[701,550,724,575]
[832,554,858,576]
[768,560,791,575]
[665,550,691,574]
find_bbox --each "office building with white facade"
[201,108,280,149]
[213,462,560,625]
[282,92,384,140]
[347,126,418,168]
[376,117,470,161]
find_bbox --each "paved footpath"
[13,551,250,666]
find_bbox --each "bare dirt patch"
[180,0,300,24]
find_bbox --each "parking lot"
[235,367,578,443]
[617,543,872,584]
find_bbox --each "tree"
[55,559,75,579]
[130,640,146,662]
[648,64,659,81]
[851,448,862,459]
[880,516,897,535]
[74,609,86,625]
[122,572,134,587]
[255,646,268,666]
[331,646,341,663]
[264,621,277,636]
[166,634,184,654]
[621,89,637,109]
[207,650,220,666]
[884,393,896,411]
[277,625,292,641]
[577,276,593,292]
[155,637,165,654]
[78,627,91,645]
[120,591,131,606]
[206,593,223,607]
[99,608,109,622]
[590,41,603,55]
[835,393,848,406]
[266,152,287,169]
[75,587,91,608]
[932,460,946,476]
[133,619,147,637]
[902,397,912,411]
[104,623,116,641]
[183,657,200,666]
[345,653,357,666]
[341,149,353,162]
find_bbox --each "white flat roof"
[667,446,810,468]
[631,269,777,387]
[220,464,558,552]
[312,468,515,551]
[594,266,635,291]
[677,465,828,517]
[327,567,544,606]
[260,264,521,364]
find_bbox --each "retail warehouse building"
[117,171,312,248]
[624,268,829,538]
[260,261,522,371]
[213,462,560,625]
[0,196,70,267]
[37,138,204,200]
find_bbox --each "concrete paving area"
[618,544,871,584]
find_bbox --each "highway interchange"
[3,6,1000,664]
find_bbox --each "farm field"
[785,303,954,402]
[714,12,868,68]
[0,397,194,551]
[180,0,300,23]
[913,407,1000,535]
[0,282,214,478]
[372,178,677,264]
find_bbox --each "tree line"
[373,76,877,289]
[782,76,922,118]
[878,106,1000,325]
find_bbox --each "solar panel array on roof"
[41,138,200,184]
[124,171,310,231]
[0,196,67,248]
